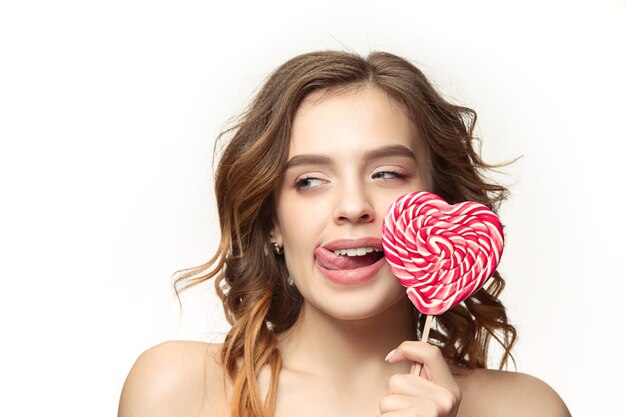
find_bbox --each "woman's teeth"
[333,247,382,256]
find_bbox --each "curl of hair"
[173,50,520,417]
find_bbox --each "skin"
[118,87,571,417]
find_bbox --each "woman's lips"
[314,246,386,285]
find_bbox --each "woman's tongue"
[314,247,382,270]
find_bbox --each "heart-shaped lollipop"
[382,191,504,316]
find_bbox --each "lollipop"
[382,191,504,372]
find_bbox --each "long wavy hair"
[174,50,519,417]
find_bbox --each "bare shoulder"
[118,341,228,417]
[455,367,571,417]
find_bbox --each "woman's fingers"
[380,390,456,414]
[385,373,448,397]
[379,394,440,417]
[379,393,419,412]
[380,341,462,416]
[385,341,460,394]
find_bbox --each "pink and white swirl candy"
[382,191,504,316]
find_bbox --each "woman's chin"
[304,288,409,322]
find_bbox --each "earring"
[272,242,284,255]
[287,275,295,286]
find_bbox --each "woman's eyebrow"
[363,144,417,162]
[285,145,417,170]
[285,154,332,170]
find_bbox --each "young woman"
[118,50,571,417]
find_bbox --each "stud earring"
[272,242,284,255]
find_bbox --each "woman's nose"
[333,183,375,225]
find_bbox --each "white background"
[1,0,624,415]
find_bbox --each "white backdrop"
[1,0,624,416]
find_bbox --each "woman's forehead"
[288,86,423,159]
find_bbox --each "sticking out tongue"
[314,247,384,271]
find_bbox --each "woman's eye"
[372,170,407,180]
[295,177,326,190]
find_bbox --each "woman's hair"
[174,50,519,417]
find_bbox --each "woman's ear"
[270,219,283,247]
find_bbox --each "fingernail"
[384,349,396,362]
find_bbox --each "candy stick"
[410,314,433,375]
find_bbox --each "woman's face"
[272,86,431,320]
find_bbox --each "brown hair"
[174,50,519,417]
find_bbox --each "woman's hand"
[379,341,462,417]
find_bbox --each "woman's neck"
[276,297,417,385]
